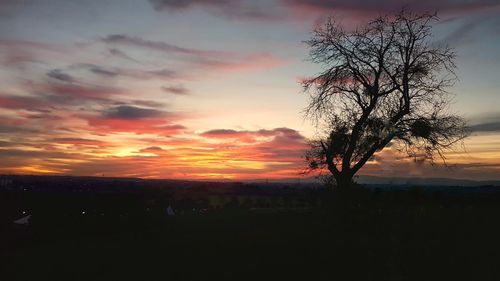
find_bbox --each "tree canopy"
[303,10,469,189]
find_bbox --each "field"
[2,179,500,281]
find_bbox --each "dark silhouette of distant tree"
[302,10,468,189]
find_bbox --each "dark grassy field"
[2,187,500,281]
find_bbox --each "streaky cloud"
[102,105,167,120]
[74,63,181,81]
[108,48,141,63]
[46,69,74,82]
[470,122,500,133]
[161,85,190,95]
[149,0,230,11]
[51,137,108,147]
[101,34,228,57]
[148,0,278,21]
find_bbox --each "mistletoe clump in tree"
[303,10,468,189]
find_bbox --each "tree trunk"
[335,173,353,190]
[330,172,356,209]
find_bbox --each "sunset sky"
[0,0,499,180]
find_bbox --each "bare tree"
[303,10,468,189]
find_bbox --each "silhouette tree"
[303,10,468,189]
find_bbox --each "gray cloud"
[46,69,74,82]
[149,0,230,10]
[470,122,500,133]
[469,113,500,133]
[0,124,38,134]
[139,146,164,153]
[161,85,190,95]
[0,148,74,159]
[102,105,166,119]
[130,99,166,108]
[108,48,141,63]
[101,34,224,57]
[74,63,180,80]
[148,0,276,20]
[88,65,119,77]
[202,129,238,136]
[441,12,500,46]
[147,69,178,79]
[201,127,305,141]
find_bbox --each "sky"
[0,0,499,181]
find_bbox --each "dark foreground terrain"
[1,175,500,280]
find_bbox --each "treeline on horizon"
[2,174,500,223]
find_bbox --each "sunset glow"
[1,1,499,180]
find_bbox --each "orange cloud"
[0,125,311,180]
[51,137,111,148]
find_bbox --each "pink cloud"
[86,117,186,135]
[0,94,50,110]
[100,35,285,75]
[44,83,122,100]
[283,0,500,16]
[197,53,286,73]
[0,40,66,65]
